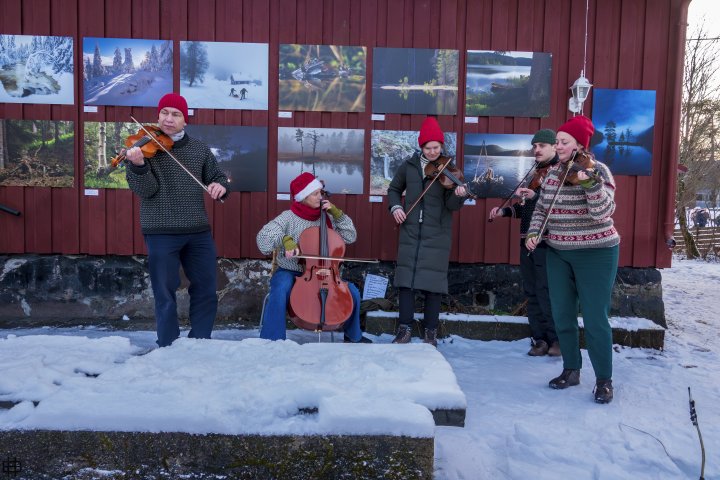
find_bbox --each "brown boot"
[528,339,549,356]
[392,324,412,344]
[547,341,562,357]
[423,328,438,347]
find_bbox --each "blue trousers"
[261,268,363,341]
[144,231,218,347]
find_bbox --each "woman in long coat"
[387,117,467,346]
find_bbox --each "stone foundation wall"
[0,254,665,329]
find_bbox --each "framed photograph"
[83,121,135,189]
[462,133,534,198]
[0,34,74,105]
[372,48,459,115]
[277,127,364,194]
[590,89,656,176]
[185,124,268,192]
[180,41,268,111]
[465,50,551,117]
[279,44,366,112]
[0,119,75,187]
[83,37,172,107]
[370,130,457,195]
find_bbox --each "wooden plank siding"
[0,0,689,268]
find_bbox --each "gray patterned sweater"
[126,133,229,235]
[256,210,357,273]
[528,160,620,250]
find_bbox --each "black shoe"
[528,339,549,356]
[344,334,373,344]
[594,379,614,404]
[549,369,580,389]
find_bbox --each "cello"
[288,192,354,332]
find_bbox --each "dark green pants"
[546,245,619,380]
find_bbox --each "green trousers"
[546,245,619,380]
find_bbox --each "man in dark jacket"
[388,117,467,346]
[125,93,229,347]
[489,129,560,357]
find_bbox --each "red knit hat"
[290,172,323,202]
[557,115,594,148]
[157,93,189,121]
[418,117,444,147]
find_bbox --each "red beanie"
[418,117,445,147]
[158,93,189,121]
[557,115,594,148]
[290,172,323,202]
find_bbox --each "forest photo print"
[0,34,74,104]
[83,37,172,107]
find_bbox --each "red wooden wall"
[0,0,690,268]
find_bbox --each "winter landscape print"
[83,37,172,107]
[0,34,74,104]
[180,41,268,111]
[590,89,656,176]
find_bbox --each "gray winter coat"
[388,153,466,294]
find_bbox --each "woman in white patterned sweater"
[526,115,620,404]
[256,172,371,343]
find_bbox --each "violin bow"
[129,116,224,203]
[294,254,379,263]
[488,161,539,223]
[529,150,578,254]
[404,160,449,217]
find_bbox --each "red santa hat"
[418,117,445,147]
[157,93,189,121]
[557,115,595,148]
[290,172,323,202]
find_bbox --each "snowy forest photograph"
[590,88,656,176]
[372,48,459,115]
[278,44,366,112]
[185,124,268,192]
[83,121,136,189]
[0,119,75,187]
[82,37,172,107]
[277,127,364,194]
[180,41,268,111]
[0,34,74,105]
[370,130,457,195]
[465,50,552,117]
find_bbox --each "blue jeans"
[261,268,362,341]
[144,231,218,347]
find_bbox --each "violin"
[424,156,466,190]
[110,125,174,168]
[288,191,354,332]
[519,157,559,205]
[563,150,602,185]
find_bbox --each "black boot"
[549,369,580,389]
[594,379,614,404]
[344,334,373,344]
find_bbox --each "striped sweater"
[527,160,620,250]
[256,210,357,273]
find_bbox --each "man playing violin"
[125,93,229,348]
[256,172,371,343]
[489,129,560,357]
[388,117,467,347]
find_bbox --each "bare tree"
[677,23,720,258]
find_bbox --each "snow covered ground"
[1,257,718,479]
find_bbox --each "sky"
[1,256,719,479]
[688,0,720,37]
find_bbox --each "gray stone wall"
[0,254,665,329]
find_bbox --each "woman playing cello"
[256,172,372,343]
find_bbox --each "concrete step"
[364,311,665,350]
